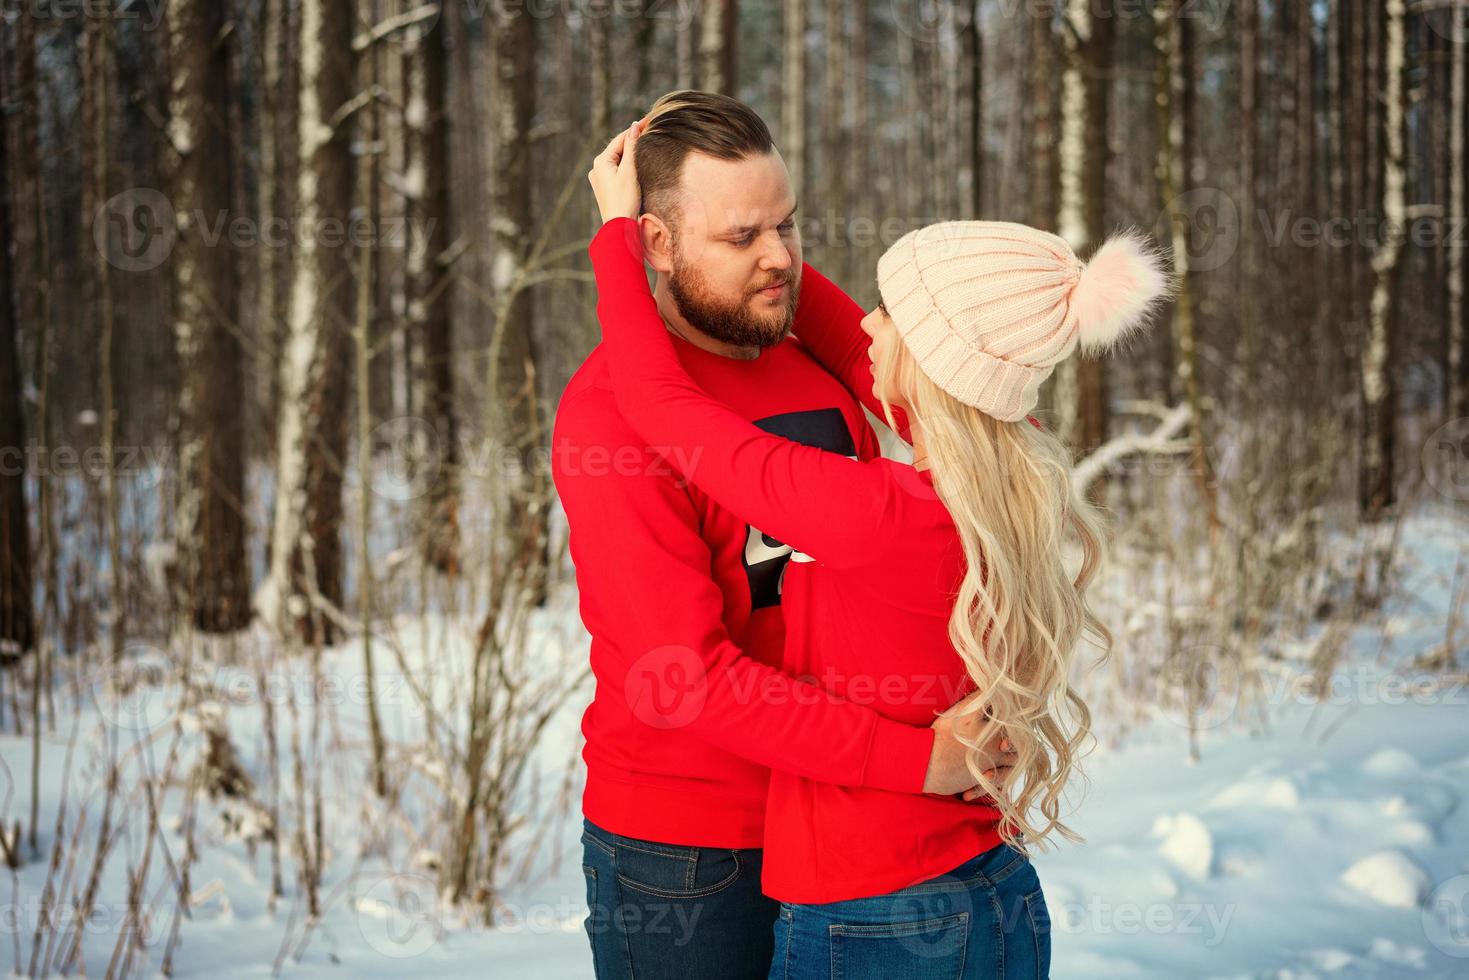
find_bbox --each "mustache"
[750,273,794,292]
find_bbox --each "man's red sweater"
[553,243,938,852]
[579,218,1010,903]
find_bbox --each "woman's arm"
[793,263,1047,439]
[791,262,916,444]
[592,218,909,570]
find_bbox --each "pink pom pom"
[1070,231,1172,355]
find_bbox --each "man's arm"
[553,387,942,793]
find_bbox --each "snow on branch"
[353,3,441,53]
[1071,401,1193,494]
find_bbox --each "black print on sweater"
[743,407,857,611]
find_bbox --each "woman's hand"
[962,756,1015,803]
[923,698,1018,797]
[588,120,643,225]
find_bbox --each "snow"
[4,495,1469,977]
[1152,811,1215,881]
[1342,851,1431,910]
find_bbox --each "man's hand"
[588,120,644,224]
[921,693,1017,797]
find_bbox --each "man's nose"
[758,232,793,270]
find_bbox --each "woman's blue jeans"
[768,843,1052,980]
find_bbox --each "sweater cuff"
[861,718,936,794]
[591,216,643,262]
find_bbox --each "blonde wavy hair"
[873,340,1113,856]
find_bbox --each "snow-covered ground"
[3,505,1467,978]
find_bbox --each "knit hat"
[876,221,1171,422]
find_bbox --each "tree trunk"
[1028,1,1056,232]
[1449,0,1467,419]
[260,0,358,643]
[964,0,983,219]
[1056,0,1113,472]
[0,53,34,661]
[490,2,549,604]
[356,17,389,798]
[167,0,251,633]
[782,0,805,197]
[589,0,611,138]
[848,0,868,212]
[823,0,846,224]
[1155,0,1218,531]
[1053,0,1089,443]
[676,4,695,90]
[259,0,300,441]
[407,2,460,574]
[1360,0,1406,521]
[699,0,738,95]
[84,15,125,663]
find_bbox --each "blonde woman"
[588,118,1170,979]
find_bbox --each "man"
[553,91,1003,980]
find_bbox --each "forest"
[0,0,1466,976]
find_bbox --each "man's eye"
[733,234,755,247]
[778,221,794,234]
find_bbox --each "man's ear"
[639,214,674,275]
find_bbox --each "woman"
[587,121,1170,979]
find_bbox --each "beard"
[667,246,801,350]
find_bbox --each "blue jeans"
[581,818,779,979]
[768,843,1052,980]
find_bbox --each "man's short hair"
[636,90,776,228]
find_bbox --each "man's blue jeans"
[768,842,1052,979]
[581,818,779,979]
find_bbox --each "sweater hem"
[761,825,1006,904]
[583,767,767,849]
